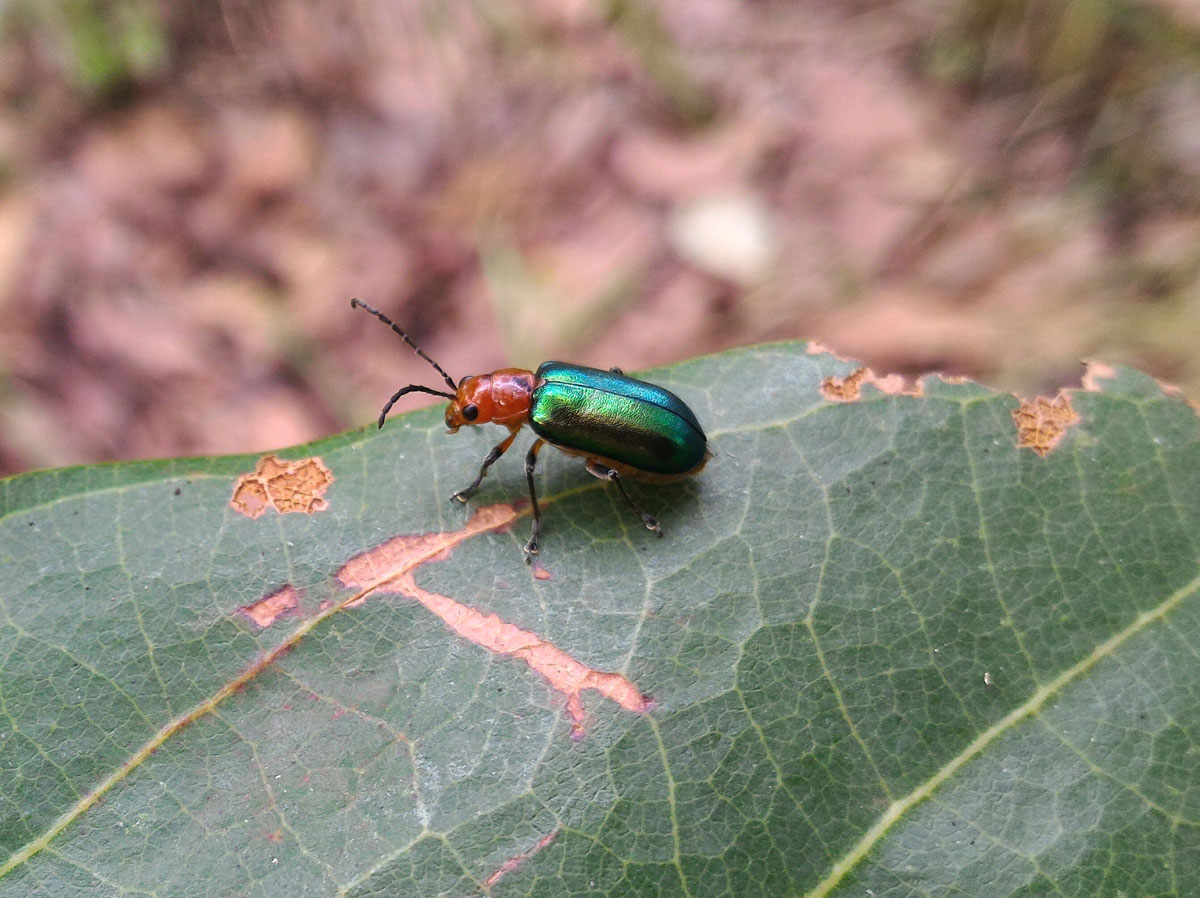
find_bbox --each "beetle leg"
[608,366,625,375]
[523,439,547,562]
[585,461,663,537]
[451,432,517,503]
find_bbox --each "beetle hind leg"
[586,461,663,538]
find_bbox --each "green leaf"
[2,343,1198,897]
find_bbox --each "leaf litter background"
[4,343,1200,896]
[3,0,1200,474]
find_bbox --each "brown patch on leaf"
[239,585,301,628]
[230,454,334,518]
[484,831,559,889]
[337,505,651,738]
[1012,392,1079,456]
[821,367,866,401]
[821,366,923,402]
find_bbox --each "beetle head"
[444,375,490,432]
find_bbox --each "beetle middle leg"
[523,438,547,562]
[451,432,517,503]
[585,461,663,537]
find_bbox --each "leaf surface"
[1,344,1198,897]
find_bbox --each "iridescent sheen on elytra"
[528,362,708,476]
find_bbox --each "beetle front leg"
[523,439,546,562]
[451,432,517,503]
[585,461,663,537]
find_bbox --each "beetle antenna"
[376,384,455,428]
[350,298,457,391]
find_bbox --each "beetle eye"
[462,404,479,422]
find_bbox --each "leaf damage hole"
[1083,359,1200,413]
[240,585,301,628]
[820,365,923,402]
[230,454,334,518]
[1012,391,1080,456]
[337,507,652,739]
[484,830,559,889]
[1081,361,1117,391]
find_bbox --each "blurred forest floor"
[1,0,1199,476]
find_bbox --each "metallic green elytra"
[351,297,711,562]
[528,362,709,477]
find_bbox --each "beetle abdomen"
[529,362,708,476]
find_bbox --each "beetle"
[351,298,710,562]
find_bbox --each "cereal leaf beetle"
[351,298,711,562]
